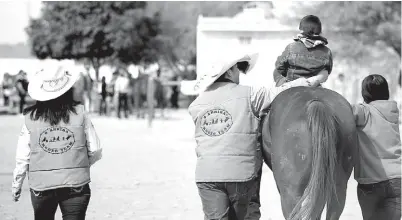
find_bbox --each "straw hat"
[28,65,80,101]
[193,52,259,93]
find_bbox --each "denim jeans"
[30,184,91,220]
[357,178,401,220]
[244,169,262,220]
[197,178,259,220]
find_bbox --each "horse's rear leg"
[277,183,309,219]
[324,181,347,220]
[325,157,353,220]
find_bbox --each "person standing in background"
[2,72,13,107]
[86,74,93,112]
[114,72,130,119]
[15,70,29,115]
[73,72,87,106]
[127,73,135,115]
[107,72,119,116]
[170,75,180,109]
[99,76,107,116]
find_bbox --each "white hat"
[28,65,80,101]
[193,52,259,93]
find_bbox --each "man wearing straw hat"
[188,51,317,219]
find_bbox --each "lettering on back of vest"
[39,127,75,154]
[200,109,233,136]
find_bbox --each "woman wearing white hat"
[11,66,102,220]
[188,52,317,219]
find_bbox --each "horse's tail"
[289,100,339,220]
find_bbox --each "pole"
[147,75,155,127]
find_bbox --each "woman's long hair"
[23,88,80,126]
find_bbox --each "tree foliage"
[285,1,401,57]
[26,1,161,79]
[279,1,401,96]
[145,1,246,76]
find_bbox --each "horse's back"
[269,87,356,138]
[263,87,357,180]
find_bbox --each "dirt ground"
[0,110,386,219]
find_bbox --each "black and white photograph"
[0,1,401,220]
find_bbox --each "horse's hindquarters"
[263,87,357,220]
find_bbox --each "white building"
[196,2,297,88]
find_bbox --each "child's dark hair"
[299,15,322,36]
[361,74,389,103]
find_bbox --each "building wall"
[197,30,296,88]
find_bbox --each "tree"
[110,11,161,67]
[284,1,401,58]
[145,2,246,77]
[26,1,160,80]
[279,1,401,98]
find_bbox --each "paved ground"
[0,110,380,220]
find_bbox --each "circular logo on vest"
[200,109,233,136]
[39,127,75,154]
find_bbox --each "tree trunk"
[90,58,101,80]
[147,75,155,128]
[95,67,100,81]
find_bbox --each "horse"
[261,86,357,220]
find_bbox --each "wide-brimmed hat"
[193,52,259,93]
[28,65,80,101]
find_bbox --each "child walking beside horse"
[352,74,401,220]
[188,51,319,220]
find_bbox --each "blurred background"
[0,1,400,117]
[0,2,400,219]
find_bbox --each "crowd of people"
[1,70,30,115]
[1,68,182,118]
[93,69,181,119]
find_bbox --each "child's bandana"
[294,33,328,49]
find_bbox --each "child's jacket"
[353,100,401,184]
[273,35,333,86]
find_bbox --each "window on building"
[239,36,252,45]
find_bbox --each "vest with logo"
[25,105,90,191]
[188,83,262,182]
